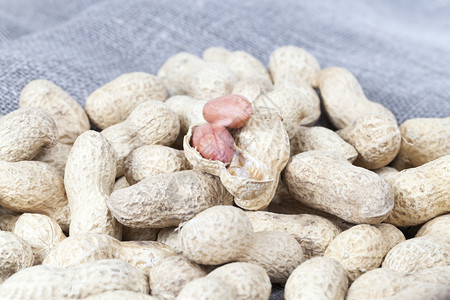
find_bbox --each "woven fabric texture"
[0,1,449,298]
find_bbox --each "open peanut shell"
[184,124,274,201]
[184,108,289,210]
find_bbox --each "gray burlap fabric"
[0,1,449,298]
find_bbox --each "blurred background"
[0,0,449,122]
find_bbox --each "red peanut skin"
[203,94,253,129]
[191,124,235,164]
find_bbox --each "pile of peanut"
[0,46,449,300]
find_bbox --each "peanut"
[269,46,320,87]
[0,231,34,283]
[43,233,175,274]
[289,126,357,161]
[65,130,121,238]
[176,277,237,300]
[19,79,90,144]
[203,94,253,128]
[253,83,321,136]
[106,170,233,228]
[191,123,235,164]
[180,206,253,265]
[0,161,70,230]
[246,211,341,258]
[374,223,405,254]
[347,266,450,300]
[158,53,236,99]
[101,100,180,177]
[382,237,449,273]
[125,145,190,184]
[285,257,348,300]
[180,206,304,283]
[324,224,386,281]
[0,259,149,299]
[415,214,450,244]
[232,76,274,102]
[224,50,271,81]
[283,151,394,224]
[206,262,272,300]
[202,46,231,63]
[84,290,156,300]
[165,95,207,148]
[314,67,396,129]
[149,255,206,300]
[0,107,58,162]
[85,72,167,129]
[392,117,450,170]
[337,113,401,169]
[385,155,450,226]
[12,213,66,264]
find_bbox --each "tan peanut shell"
[246,211,341,258]
[314,67,396,129]
[232,76,274,103]
[84,290,156,300]
[65,130,121,239]
[113,176,130,191]
[236,231,304,283]
[284,257,348,300]
[107,170,233,228]
[0,107,58,162]
[122,226,160,241]
[382,237,449,273]
[253,84,321,135]
[269,46,320,87]
[374,166,399,186]
[283,151,394,224]
[416,214,450,244]
[180,206,253,265]
[125,145,190,184]
[0,161,70,230]
[347,267,450,300]
[0,259,149,299]
[176,277,237,300]
[225,51,271,81]
[157,227,182,253]
[324,224,386,281]
[34,142,71,177]
[338,113,401,169]
[165,95,207,148]
[289,126,357,161]
[202,46,231,63]
[43,233,175,273]
[119,240,176,274]
[232,108,290,209]
[0,231,34,283]
[101,100,180,177]
[158,52,236,99]
[374,223,405,254]
[85,72,167,129]
[12,213,66,264]
[268,181,355,231]
[385,155,450,226]
[19,79,90,144]
[207,262,272,300]
[150,255,206,300]
[392,117,450,170]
